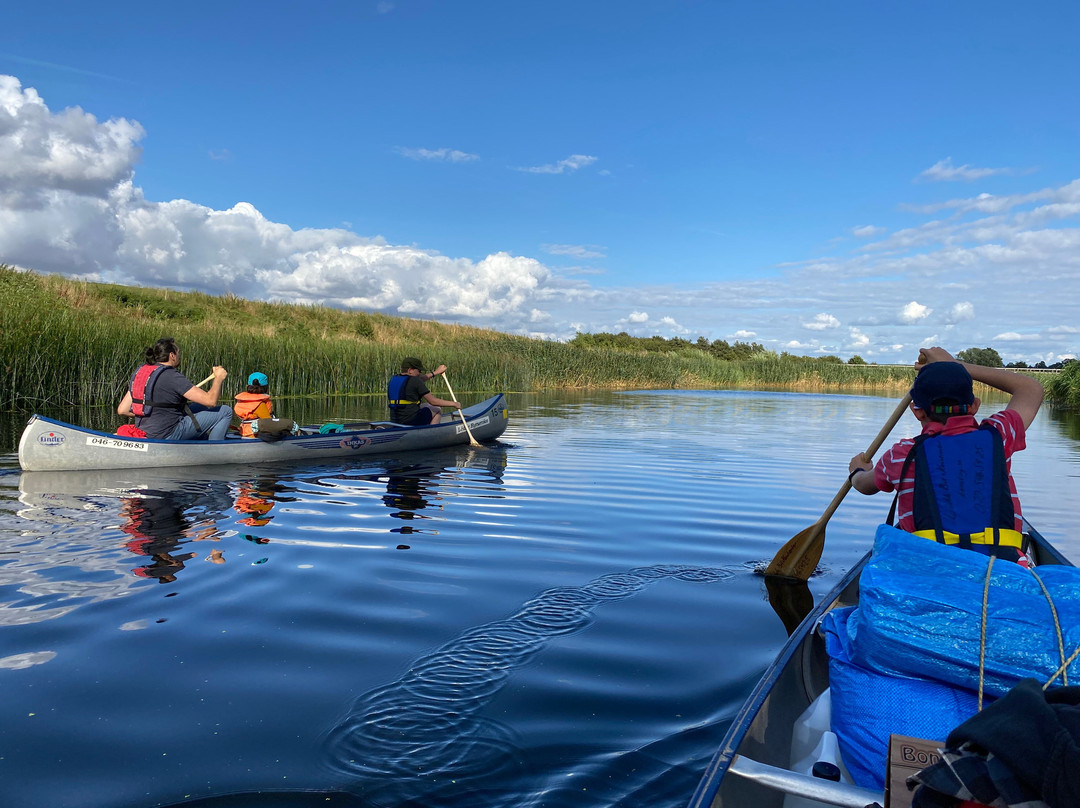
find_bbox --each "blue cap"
[910,362,974,411]
[248,372,268,386]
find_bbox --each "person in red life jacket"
[234,371,275,438]
[117,337,233,441]
[848,346,1044,563]
[387,357,461,425]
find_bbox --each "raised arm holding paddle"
[766,346,1045,581]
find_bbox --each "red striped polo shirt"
[872,408,1027,533]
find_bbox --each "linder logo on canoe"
[37,432,65,447]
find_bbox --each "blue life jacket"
[892,423,1023,558]
[387,375,420,410]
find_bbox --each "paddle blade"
[764,521,826,581]
[765,576,815,636]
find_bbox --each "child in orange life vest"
[234,372,275,438]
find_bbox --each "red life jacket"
[130,364,167,417]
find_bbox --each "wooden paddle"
[441,372,481,447]
[194,373,216,388]
[764,393,912,581]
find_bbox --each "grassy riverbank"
[2,264,1058,410]
[1045,361,1080,410]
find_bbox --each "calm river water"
[0,390,1078,808]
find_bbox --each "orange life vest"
[234,392,273,437]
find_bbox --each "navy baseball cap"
[910,362,974,412]
[248,371,268,386]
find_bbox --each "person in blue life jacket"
[387,357,461,425]
[117,337,233,441]
[847,346,1044,563]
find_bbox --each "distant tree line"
[570,332,766,360]
[957,346,1075,370]
[569,335,1075,371]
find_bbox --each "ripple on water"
[322,563,736,805]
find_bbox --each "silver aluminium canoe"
[18,394,509,472]
[688,523,1071,808]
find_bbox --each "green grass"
[7,264,1054,411]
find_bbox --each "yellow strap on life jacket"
[388,399,420,405]
[913,527,1024,549]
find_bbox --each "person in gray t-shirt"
[117,337,233,440]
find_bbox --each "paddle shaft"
[441,372,481,447]
[821,393,912,521]
[764,393,912,580]
[194,373,216,389]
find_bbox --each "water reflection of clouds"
[0,650,56,669]
[0,482,144,626]
[0,473,234,627]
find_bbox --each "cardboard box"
[885,734,943,808]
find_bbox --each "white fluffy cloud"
[0,75,143,209]
[1,75,1079,363]
[0,76,551,331]
[946,302,975,323]
[803,313,840,331]
[848,328,870,348]
[658,315,689,334]
[899,301,931,323]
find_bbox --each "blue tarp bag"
[822,524,1080,789]
[824,606,987,789]
[829,524,1080,699]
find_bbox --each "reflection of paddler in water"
[119,493,201,582]
[233,475,294,545]
[119,480,233,575]
[381,464,442,536]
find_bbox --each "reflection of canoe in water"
[688,522,1074,808]
[18,394,509,472]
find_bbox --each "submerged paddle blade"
[764,575,815,636]
[764,521,826,581]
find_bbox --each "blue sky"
[1,1,1078,364]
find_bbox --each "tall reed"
[0,265,1013,412]
[1045,361,1080,410]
